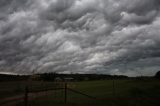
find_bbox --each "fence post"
[64,83,67,104]
[112,78,115,96]
[24,86,28,106]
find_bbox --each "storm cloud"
[0,0,160,76]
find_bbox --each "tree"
[155,71,160,79]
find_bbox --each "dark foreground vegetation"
[0,79,159,106]
[0,72,160,106]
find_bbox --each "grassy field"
[0,81,58,99]
[4,79,158,106]
[0,79,160,106]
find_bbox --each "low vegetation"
[0,73,160,106]
[0,79,158,106]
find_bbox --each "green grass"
[0,81,58,99]
[12,79,160,106]
[0,81,26,99]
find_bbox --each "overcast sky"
[0,0,160,76]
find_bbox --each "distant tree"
[155,71,160,79]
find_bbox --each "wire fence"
[0,82,95,106]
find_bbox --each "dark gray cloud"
[0,0,160,76]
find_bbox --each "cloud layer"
[0,0,160,76]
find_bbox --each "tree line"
[0,71,160,82]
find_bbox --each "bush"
[155,71,160,79]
